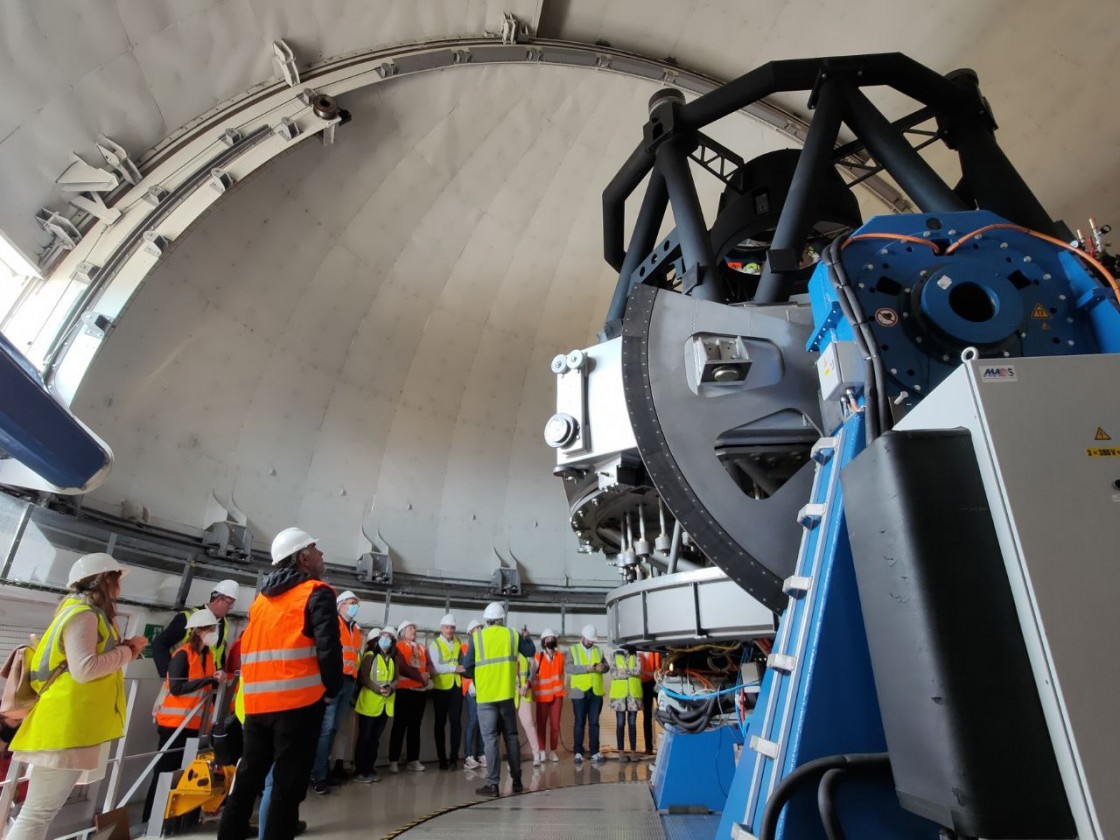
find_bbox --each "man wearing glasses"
[153,579,240,675]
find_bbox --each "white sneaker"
[407,761,426,772]
[479,754,487,767]
[463,756,480,769]
[574,753,583,764]
[590,752,605,763]
[532,751,542,766]
[549,751,559,763]
[388,761,399,774]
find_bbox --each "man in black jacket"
[152,579,240,675]
[217,528,342,840]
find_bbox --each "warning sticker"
[875,308,899,327]
[1096,427,1113,441]
[1086,448,1120,458]
[1031,303,1051,319]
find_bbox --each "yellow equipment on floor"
[163,751,236,820]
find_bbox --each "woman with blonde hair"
[7,553,148,840]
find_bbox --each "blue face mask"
[378,637,392,652]
[346,604,359,620]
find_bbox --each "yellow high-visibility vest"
[569,644,604,696]
[355,652,396,718]
[472,625,518,704]
[431,635,462,690]
[608,652,642,700]
[12,598,126,751]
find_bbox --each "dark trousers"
[142,725,190,821]
[616,710,637,751]
[388,689,426,762]
[641,680,656,752]
[571,693,602,757]
[355,712,389,776]
[430,687,462,763]
[217,701,325,840]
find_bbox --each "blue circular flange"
[919,266,1024,346]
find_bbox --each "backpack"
[0,638,67,727]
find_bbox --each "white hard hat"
[483,602,505,621]
[440,614,456,627]
[580,624,597,642]
[466,620,483,634]
[67,552,128,587]
[336,590,358,605]
[186,607,219,629]
[397,619,416,636]
[211,580,239,601]
[541,628,557,641]
[367,627,382,641]
[270,527,318,565]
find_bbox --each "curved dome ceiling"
[69,63,814,585]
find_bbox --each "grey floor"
[174,756,657,839]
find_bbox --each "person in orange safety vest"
[638,650,661,754]
[531,628,565,764]
[386,619,433,773]
[216,528,342,840]
[309,590,362,794]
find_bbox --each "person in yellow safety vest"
[608,644,642,762]
[460,619,485,770]
[353,628,398,783]
[143,608,223,822]
[216,527,342,840]
[461,602,536,797]
[310,590,362,794]
[152,579,239,677]
[515,652,541,766]
[568,624,609,764]
[8,553,149,840]
[428,613,466,769]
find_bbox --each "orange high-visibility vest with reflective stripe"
[395,640,429,690]
[638,651,661,682]
[532,650,566,702]
[156,643,215,730]
[241,580,327,714]
[460,641,473,696]
[340,617,362,678]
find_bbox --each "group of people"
[3,529,661,840]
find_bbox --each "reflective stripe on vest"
[532,650,565,702]
[241,580,327,714]
[609,652,642,700]
[395,640,429,690]
[340,617,361,678]
[11,598,126,751]
[355,652,396,718]
[569,644,604,696]
[156,643,216,730]
[431,635,462,690]
[472,626,517,704]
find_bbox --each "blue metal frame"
[653,725,741,815]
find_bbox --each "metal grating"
[396,782,665,840]
[661,813,724,840]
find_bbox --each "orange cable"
[945,223,1120,307]
[841,233,942,254]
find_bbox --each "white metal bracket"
[796,503,826,530]
[767,652,797,673]
[142,230,170,257]
[272,40,300,87]
[811,436,838,464]
[782,575,812,597]
[208,168,234,193]
[35,210,82,250]
[273,117,300,141]
[748,735,779,759]
[56,154,122,224]
[71,262,99,285]
[96,135,141,185]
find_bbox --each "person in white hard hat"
[568,624,609,764]
[386,619,433,773]
[428,613,466,769]
[217,528,342,840]
[153,578,240,676]
[461,619,485,769]
[461,602,536,796]
[144,608,223,822]
[310,590,363,794]
[531,628,565,763]
[353,628,398,783]
[8,553,148,840]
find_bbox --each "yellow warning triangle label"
[1031,303,1050,319]
[1095,427,1112,441]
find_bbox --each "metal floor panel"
[395,782,664,840]
[661,813,723,840]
